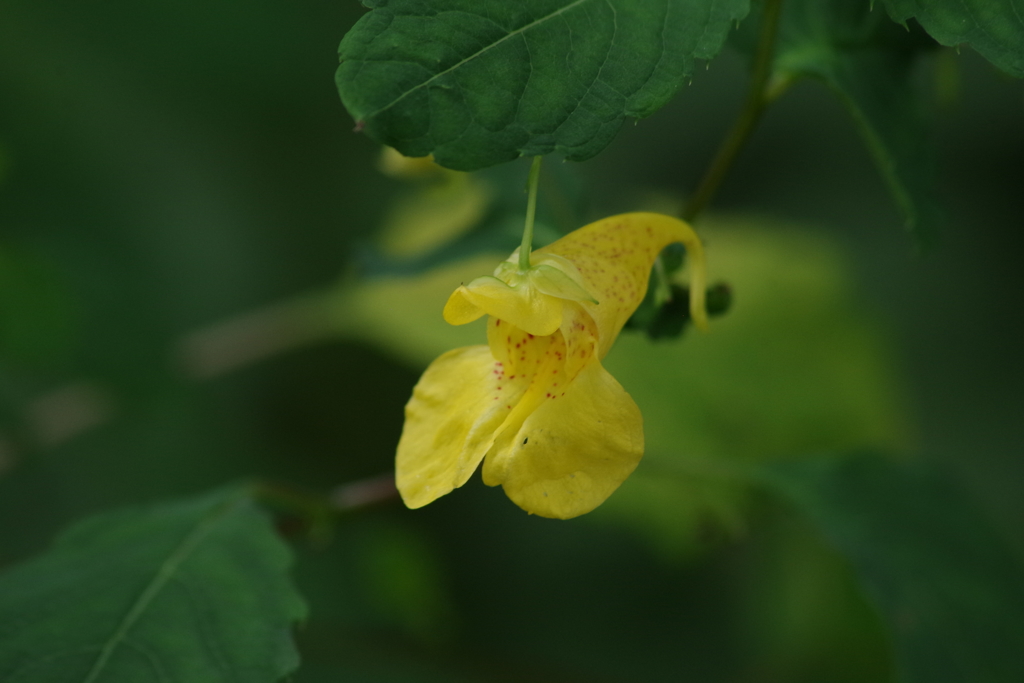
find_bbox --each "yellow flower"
[396,213,709,519]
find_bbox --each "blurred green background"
[1,1,1021,681]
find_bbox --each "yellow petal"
[536,212,708,355]
[495,253,597,303]
[377,146,444,179]
[396,345,528,508]
[443,276,563,336]
[480,357,644,520]
[529,264,598,303]
[442,284,488,326]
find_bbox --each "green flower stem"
[253,474,399,536]
[653,253,673,306]
[519,155,543,271]
[683,0,786,223]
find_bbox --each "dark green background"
[1,1,1021,681]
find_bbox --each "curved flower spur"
[396,212,709,519]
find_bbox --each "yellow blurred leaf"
[377,175,491,259]
[594,217,911,557]
[334,253,501,365]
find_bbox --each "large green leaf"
[0,487,307,683]
[740,0,941,245]
[882,0,1024,78]
[763,455,1024,683]
[337,0,750,171]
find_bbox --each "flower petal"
[480,358,644,520]
[444,276,563,336]
[529,264,598,303]
[396,345,527,508]
[536,212,708,355]
[441,283,488,326]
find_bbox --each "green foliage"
[2,0,1023,680]
[737,498,896,682]
[359,156,584,277]
[737,0,942,245]
[882,0,1024,78]
[625,281,732,340]
[764,454,1024,683]
[0,487,306,683]
[596,220,910,556]
[354,521,455,642]
[337,0,750,170]
[0,245,77,368]
[0,143,10,184]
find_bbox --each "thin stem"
[653,254,673,306]
[330,473,399,511]
[254,473,399,521]
[519,155,543,270]
[177,289,339,379]
[683,0,786,223]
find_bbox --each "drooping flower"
[396,213,709,519]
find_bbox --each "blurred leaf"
[592,219,910,556]
[356,522,456,642]
[290,519,467,683]
[737,497,895,683]
[0,486,306,682]
[358,156,582,279]
[335,252,499,365]
[738,0,942,246]
[761,454,1024,683]
[610,220,910,461]
[0,245,77,368]
[881,0,1024,78]
[0,142,10,184]
[337,0,750,171]
[594,465,749,560]
[297,659,476,683]
[376,174,492,259]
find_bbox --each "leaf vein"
[554,0,622,136]
[80,494,247,683]
[171,573,238,682]
[363,0,594,120]
[120,638,172,683]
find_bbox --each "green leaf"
[0,245,77,368]
[0,487,307,683]
[337,0,750,171]
[762,454,1024,683]
[741,0,942,245]
[882,0,1024,78]
[594,219,910,556]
